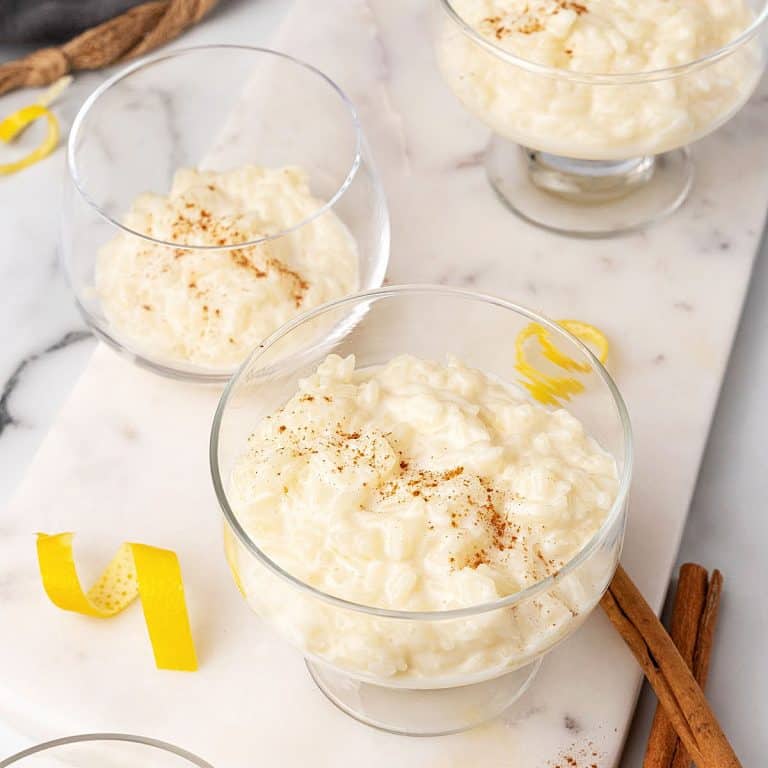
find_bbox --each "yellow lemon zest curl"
[515,319,609,406]
[36,532,198,671]
[0,76,72,175]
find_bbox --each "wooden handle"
[600,565,740,768]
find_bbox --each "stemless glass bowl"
[434,0,768,237]
[211,285,633,736]
[62,45,389,382]
[0,734,214,768]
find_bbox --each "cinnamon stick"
[643,564,709,768]
[600,565,740,768]
[670,570,723,768]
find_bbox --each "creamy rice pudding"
[96,166,358,369]
[226,353,619,683]
[438,0,762,158]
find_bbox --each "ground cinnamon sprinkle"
[229,250,310,307]
[483,0,588,39]
[168,198,311,309]
[565,1,588,14]
[269,400,554,577]
[230,249,267,278]
[268,258,310,307]
[548,739,603,768]
[468,549,490,568]
[519,19,544,33]
[366,456,526,570]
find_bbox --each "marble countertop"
[0,0,766,764]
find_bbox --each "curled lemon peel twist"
[36,532,198,671]
[515,319,609,406]
[0,76,72,176]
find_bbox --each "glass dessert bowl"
[211,285,632,736]
[63,45,389,382]
[0,734,214,768]
[434,0,768,236]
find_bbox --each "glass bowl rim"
[66,44,363,250]
[438,0,768,84]
[0,733,215,768]
[210,283,634,621]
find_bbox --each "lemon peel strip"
[0,76,72,175]
[515,320,609,405]
[36,532,198,671]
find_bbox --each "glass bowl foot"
[306,657,542,736]
[485,137,693,238]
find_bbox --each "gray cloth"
[0,0,145,44]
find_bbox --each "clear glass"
[62,45,390,382]
[0,734,214,768]
[434,0,768,237]
[211,285,633,736]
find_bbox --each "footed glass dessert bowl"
[434,0,768,236]
[211,286,632,735]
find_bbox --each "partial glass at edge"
[212,286,633,736]
[0,734,214,768]
[62,45,389,382]
[434,0,768,237]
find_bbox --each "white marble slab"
[1,0,768,765]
